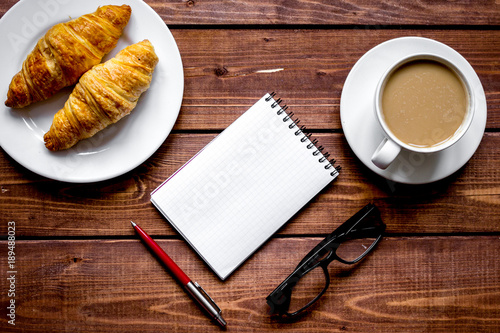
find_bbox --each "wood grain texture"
[1,0,498,25]
[0,19,498,130]
[1,132,499,237]
[0,237,499,332]
[0,1,499,332]
[173,29,500,130]
[141,1,499,26]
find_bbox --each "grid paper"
[151,94,338,280]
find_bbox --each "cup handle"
[371,138,401,169]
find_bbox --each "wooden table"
[1,1,499,332]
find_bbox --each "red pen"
[130,221,227,328]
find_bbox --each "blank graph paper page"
[151,94,339,280]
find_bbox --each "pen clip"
[194,281,222,314]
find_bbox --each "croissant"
[5,5,131,108]
[43,40,158,151]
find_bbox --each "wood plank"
[150,0,500,26]
[1,132,499,237]
[1,236,499,332]
[2,0,500,25]
[0,0,496,26]
[6,0,496,26]
[0,27,498,131]
[174,29,500,130]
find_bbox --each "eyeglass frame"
[266,203,386,317]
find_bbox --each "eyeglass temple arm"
[266,280,293,315]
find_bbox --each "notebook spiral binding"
[265,92,341,177]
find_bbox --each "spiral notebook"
[151,93,340,280]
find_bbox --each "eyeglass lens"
[335,236,379,263]
[287,265,328,314]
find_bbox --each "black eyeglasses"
[266,203,386,317]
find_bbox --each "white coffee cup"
[371,53,475,170]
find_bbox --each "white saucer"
[340,37,487,184]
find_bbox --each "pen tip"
[130,220,136,227]
[217,315,227,328]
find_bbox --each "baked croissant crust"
[5,5,131,108]
[43,40,158,151]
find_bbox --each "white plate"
[0,0,184,183]
[340,37,487,184]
